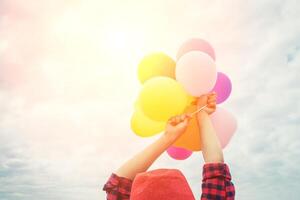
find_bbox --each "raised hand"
[164,114,191,142]
[196,92,217,115]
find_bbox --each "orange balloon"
[173,104,202,151]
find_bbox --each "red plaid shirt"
[103,163,235,200]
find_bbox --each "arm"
[103,114,190,199]
[115,114,190,180]
[196,93,235,200]
[196,92,223,163]
[103,115,190,200]
[197,112,224,163]
[103,135,177,200]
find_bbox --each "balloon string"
[190,105,207,116]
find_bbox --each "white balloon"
[176,51,217,96]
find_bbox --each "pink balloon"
[167,146,192,160]
[211,72,232,104]
[177,38,216,60]
[210,107,237,148]
[176,51,217,96]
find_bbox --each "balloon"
[176,51,217,96]
[187,95,196,105]
[131,106,166,137]
[167,146,192,160]
[139,77,188,121]
[138,53,176,84]
[173,104,202,151]
[210,107,237,148]
[177,38,216,60]
[211,72,232,104]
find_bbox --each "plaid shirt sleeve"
[103,173,133,200]
[201,163,235,200]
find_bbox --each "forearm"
[197,112,224,163]
[115,134,174,180]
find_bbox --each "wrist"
[197,110,208,119]
[161,132,177,145]
[197,111,210,126]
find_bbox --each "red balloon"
[167,146,192,160]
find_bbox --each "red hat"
[130,169,195,200]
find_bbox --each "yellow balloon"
[138,53,176,84]
[139,77,188,121]
[131,106,166,137]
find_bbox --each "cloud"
[219,1,300,199]
[0,0,300,200]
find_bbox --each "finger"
[180,115,185,122]
[171,119,178,126]
[168,116,176,125]
[208,97,216,103]
[174,116,180,124]
[191,100,197,105]
[209,94,217,101]
[208,93,217,99]
[208,99,216,104]
[180,115,189,123]
[168,116,175,122]
[185,113,192,119]
[179,115,188,123]
[208,96,216,101]
[182,118,189,126]
[178,115,183,123]
[184,114,191,122]
[208,102,216,108]
[208,102,216,106]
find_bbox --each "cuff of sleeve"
[202,163,232,181]
[103,173,133,195]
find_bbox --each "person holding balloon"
[103,92,235,200]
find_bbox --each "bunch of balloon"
[131,53,188,138]
[131,39,237,160]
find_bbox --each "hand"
[164,114,191,142]
[196,92,217,115]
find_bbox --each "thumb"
[182,116,190,125]
[185,113,192,120]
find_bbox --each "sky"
[0,0,300,199]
